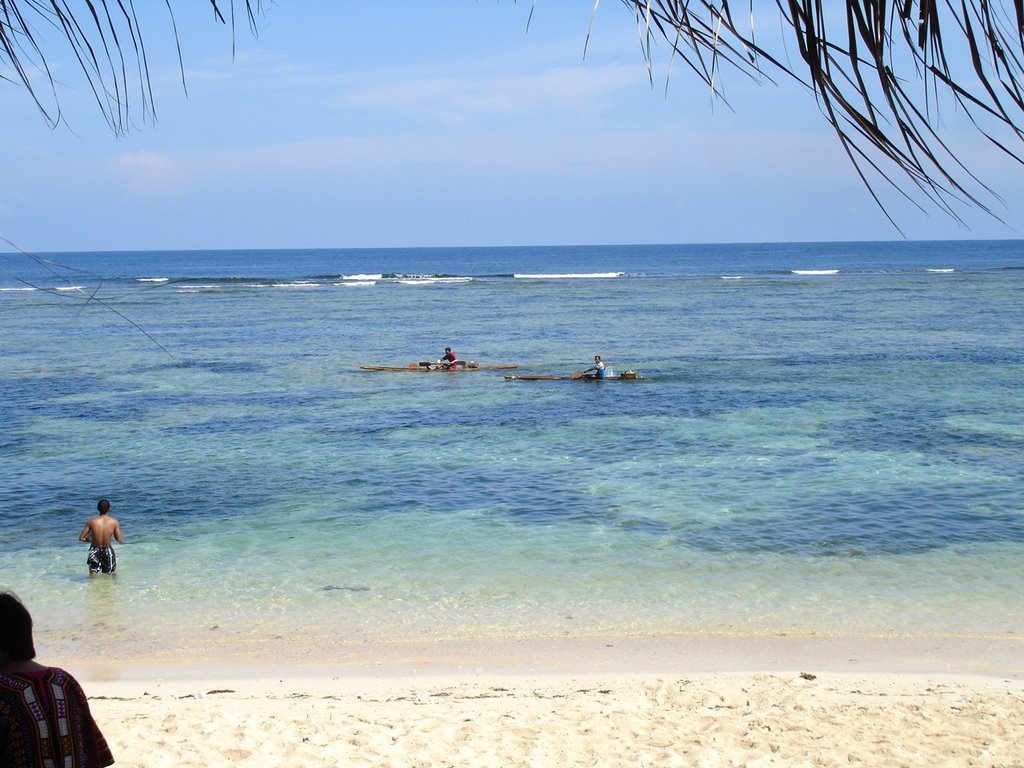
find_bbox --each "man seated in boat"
[582,355,612,379]
[437,347,458,370]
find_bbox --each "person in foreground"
[79,499,123,576]
[0,592,115,768]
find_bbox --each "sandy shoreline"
[60,634,1024,767]
[86,671,1024,767]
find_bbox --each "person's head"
[594,355,602,363]
[0,592,36,661]
[444,347,452,353]
[97,499,110,515]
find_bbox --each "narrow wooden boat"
[360,361,518,372]
[504,371,644,381]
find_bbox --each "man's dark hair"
[0,592,37,661]
[97,499,110,514]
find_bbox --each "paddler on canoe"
[581,354,612,379]
[436,346,458,370]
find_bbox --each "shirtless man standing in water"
[78,499,123,575]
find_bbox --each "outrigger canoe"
[361,361,518,372]
[504,371,644,381]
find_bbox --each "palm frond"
[0,1,259,133]
[616,0,1024,221]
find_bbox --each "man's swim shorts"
[87,545,117,574]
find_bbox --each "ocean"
[1,240,1022,662]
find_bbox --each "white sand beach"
[72,635,1024,767]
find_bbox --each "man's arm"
[79,521,92,542]
[113,519,123,543]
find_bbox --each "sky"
[2,2,1023,252]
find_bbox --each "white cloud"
[336,64,646,125]
[114,151,190,202]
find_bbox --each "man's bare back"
[79,514,122,547]
[79,499,124,575]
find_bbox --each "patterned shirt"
[0,668,114,768]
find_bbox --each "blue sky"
[2,3,1022,252]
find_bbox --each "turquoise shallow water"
[1,241,1022,659]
